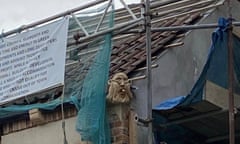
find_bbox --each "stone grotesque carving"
[107,72,133,103]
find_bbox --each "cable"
[61,87,68,144]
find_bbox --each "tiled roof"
[110,13,200,75]
[68,0,222,76]
[4,0,223,105]
[63,0,223,101]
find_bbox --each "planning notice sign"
[0,17,69,104]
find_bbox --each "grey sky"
[0,0,139,32]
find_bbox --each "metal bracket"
[134,114,153,127]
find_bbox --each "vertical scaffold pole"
[227,0,235,143]
[145,0,153,143]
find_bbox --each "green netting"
[0,1,114,144]
[75,33,112,143]
[0,98,69,118]
[69,3,114,143]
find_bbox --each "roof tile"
[3,0,222,106]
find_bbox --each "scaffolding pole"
[68,17,143,45]
[228,17,235,144]
[1,1,239,143]
[145,0,153,143]
[121,22,240,34]
[151,22,240,31]
[0,0,107,38]
[227,0,235,143]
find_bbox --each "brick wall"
[108,103,130,144]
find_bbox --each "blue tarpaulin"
[154,18,240,111]
[153,18,240,144]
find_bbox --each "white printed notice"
[0,17,69,104]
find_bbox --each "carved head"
[107,72,133,103]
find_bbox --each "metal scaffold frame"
[0,0,239,143]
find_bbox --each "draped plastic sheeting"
[153,17,240,144]
[154,17,240,110]
[180,17,240,106]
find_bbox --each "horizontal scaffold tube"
[0,0,107,38]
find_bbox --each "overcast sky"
[0,0,140,32]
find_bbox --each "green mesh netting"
[75,33,112,143]
[0,1,114,144]
[69,3,114,143]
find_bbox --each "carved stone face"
[107,72,133,103]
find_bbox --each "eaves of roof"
[2,0,223,106]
